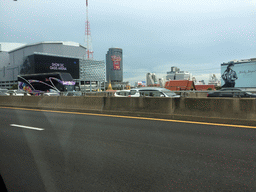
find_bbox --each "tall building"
[166,66,191,81]
[146,73,157,86]
[158,78,165,87]
[208,74,221,86]
[175,71,190,80]
[171,66,180,73]
[192,76,197,84]
[79,59,105,91]
[106,48,123,83]
[196,80,205,85]
[166,67,178,80]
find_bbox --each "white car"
[43,89,60,96]
[7,90,31,96]
[114,90,130,97]
[128,87,180,98]
[0,92,10,96]
[0,89,10,96]
[63,91,82,96]
[43,92,60,96]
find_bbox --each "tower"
[85,0,93,59]
[106,48,123,83]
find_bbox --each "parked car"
[41,89,60,96]
[0,89,10,96]
[114,90,130,97]
[207,88,256,98]
[7,90,31,96]
[43,92,60,96]
[0,92,10,96]
[128,87,180,98]
[63,91,83,96]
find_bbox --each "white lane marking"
[10,124,45,131]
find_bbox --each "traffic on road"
[207,88,256,98]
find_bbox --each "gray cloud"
[1,0,255,85]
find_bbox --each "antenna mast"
[85,0,94,59]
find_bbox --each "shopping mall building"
[0,41,105,90]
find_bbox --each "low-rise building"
[165,80,195,91]
[195,85,216,91]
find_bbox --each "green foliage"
[10,84,18,90]
[215,86,221,90]
[207,88,213,90]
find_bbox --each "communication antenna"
[85,0,94,59]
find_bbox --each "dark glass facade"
[106,48,123,82]
[20,54,80,79]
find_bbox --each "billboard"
[20,54,80,79]
[111,55,121,70]
[34,54,79,79]
[137,81,146,87]
[221,62,256,88]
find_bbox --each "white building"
[166,66,191,81]
[175,71,190,80]
[146,73,157,86]
[208,74,221,86]
[158,78,165,87]
[192,76,197,84]
[196,80,205,85]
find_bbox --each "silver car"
[128,87,180,98]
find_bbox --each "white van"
[114,90,130,97]
[128,87,180,98]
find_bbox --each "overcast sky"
[1,0,256,84]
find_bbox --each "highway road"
[0,107,255,191]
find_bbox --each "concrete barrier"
[0,96,104,112]
[86,92,115,97]
[175,91,208,98]
[173,97,256,121]
[0,96,41,108]
[0,96,255,125]
[47,96,104,111]
[103,97,175,114]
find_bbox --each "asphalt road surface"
[0,107,255,191]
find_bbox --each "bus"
[18,72,76,95]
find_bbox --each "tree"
[10,84,18,90]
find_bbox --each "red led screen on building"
[111,55,121,70]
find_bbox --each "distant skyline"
[1,0,256,84]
